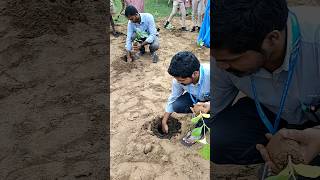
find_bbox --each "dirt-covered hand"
[191,102,210,115]
[256,134,279,173]
[133,43,141,52]
[279,126,320,164]
[161,121,169,134]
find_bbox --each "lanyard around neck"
[251,12,301,134]
[189,66,204,105]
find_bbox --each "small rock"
[147,129,153,135]
[161,155,169,162]
[144,143,153,154]
[127,117,134,121]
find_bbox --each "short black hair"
[125,5,138,17]
[212,0,289,54]
[168,51,200,78]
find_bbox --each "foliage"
[190,112,211,160]
[265,156,320,180]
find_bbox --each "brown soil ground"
[110,16,210,179]
[0,0,107,179]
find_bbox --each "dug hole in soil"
[144,116,182,139]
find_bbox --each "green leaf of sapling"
[199,144,210,160]
[191,127,202,137]
[265,175,290,180]
[293,164,320,178]
[191,114,202,124]
[202,113,210,118]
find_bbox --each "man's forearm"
[127,50,132,58]
[141,40,148,46]
[162,112,171,123]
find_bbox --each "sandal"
[180,130,204,147]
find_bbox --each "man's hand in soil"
[190,102,210,115]
[162,112,171,134]
[256,126,320,172]
[126,51,133,62]
[162,121,169,134]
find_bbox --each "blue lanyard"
[189,66,204,105]
[251,12,301,134]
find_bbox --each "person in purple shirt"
[124,5,159,63]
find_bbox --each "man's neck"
[192,75,200,85]
[137,14,141,24]
[264,28,288,73]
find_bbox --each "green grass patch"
[113,0,192,24]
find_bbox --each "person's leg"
[191,0,198,31]
[110,15,119,37]
[149,36,159,53]
[179,2,187,29]
[172,92,194,113]
[209,97,287,164]
[166,1,179,25]
[149,36,159,63]
[197,0,204,28]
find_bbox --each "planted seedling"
[197,39,204,47]
[190,112,210,160]
[265,156,320,180]
[134,29,149,43]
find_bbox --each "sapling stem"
[288,155,297,180]
[261,163,268,180]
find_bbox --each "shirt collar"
[190,65,203,87]
[197,65,203,85]
[138,13,145,24]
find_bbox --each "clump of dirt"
[111,57,138,74]
[149,116,181,139]
[266,133,304,172]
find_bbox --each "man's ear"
[261,30,282,52]
[193,71,200,78]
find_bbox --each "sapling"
[262,132,320,179]
[265,155,320,180]
[134,29,149,44]
[197,39,204,47]
[190,112,210,160]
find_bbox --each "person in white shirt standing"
[191,0,205,32]
[164,0,188,31]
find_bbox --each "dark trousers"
[172,93,194,113]
[208,97,320,164]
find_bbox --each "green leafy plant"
[134,28,149,43]
[164,23,174,30]
[266,156,320,180]
[190,112,210,160]
[197,39,204,47]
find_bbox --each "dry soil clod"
[144,143,153,154]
